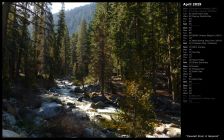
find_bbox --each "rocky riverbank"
[2,79,181,138]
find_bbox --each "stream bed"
[3,79,181,138]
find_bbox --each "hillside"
[53,3,96,36]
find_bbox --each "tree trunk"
[16,50,22,79]
[151,13,157,95]
[2,2,11,88]
[99,28,105,97]
[100,46,105,97]
[2,2,12,50]
[10,4,18,80]
[167,34,175,101]
[82,78,84,89]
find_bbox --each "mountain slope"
[53,3,96,36]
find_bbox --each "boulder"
[71,109,89,120]
[36,102,63,119]
[33,116,45,127]
[3,112,16,126]
[91,101,107,109]
[60,114,88,135]
[89,92,98,98]
[3,101,18,116]
[74,87,84,93]
[83,128,106,138]
[91,96,107,103]
[93,115,105,123]
[109,95,118,102]
[166,127,181,137]
[84,84,100,93]
[83,92,90,98]
[155,124,166,134]
[77,97,83,102]
[64,105,72,112]
[2,129,20,138]
[67,102,76,108]
[165,123,179,128]
[101,128,116,138]
[52,93,59,96]
[20,108,36,123]
[48,96,62,104]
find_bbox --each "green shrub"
[96,80,156,138]
[84,75,96,85]
[116,81,156,137]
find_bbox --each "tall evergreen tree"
[35,2,46,76]
[90,2,117,96]
[64,25,72,75]
[76,19,89,87]
[55,3,66,76]
[71,32,78,75]
[44,3,56,80]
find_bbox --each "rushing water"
[50,79,120,121]
[47,79,181,138]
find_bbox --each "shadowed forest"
[2,2,181,138]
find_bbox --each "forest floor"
[2,76,181,138]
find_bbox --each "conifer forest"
[2,2,181,138]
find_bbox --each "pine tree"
[90,3,114,96]
[108,3,156,137]
[3,3,18,95]
[164,3,181,102]
[44,3,56,80]
[64,25,72,75]
[76,19,89,87]
[2,2,12,83]
[55,2,71,77]
[7,4,20,81]
[4,2,53,85]
[20,2,31,81]
[35,2,46,76]
[55,3,66,76]
[71,32,78,76]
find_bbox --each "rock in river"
[36,102,63,119]
[67,102,76,108]
[77,96,83,102]
[83,84,100,93]
[33,116,45,127]
[74,87,84,93]
[2,129,20,138]
[71,109,89,120]
[83,127,106,138]
[155,124,166,134]
[91,95,107,103]
[166,127,181,137]
[91,101,107,109]
[3,112,16,126]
